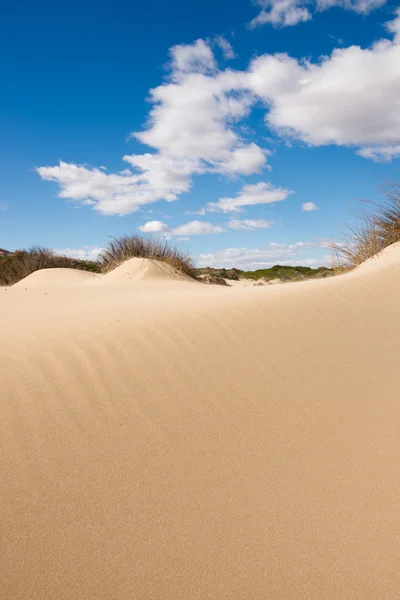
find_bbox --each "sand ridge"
[1,246,400,599]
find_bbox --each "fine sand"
[1,246,400,599]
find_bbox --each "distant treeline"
[196,265,333,282]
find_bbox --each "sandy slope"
[1,249,400,599]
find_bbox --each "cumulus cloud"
[54,246,104,260]
[227,218,274,229]
[139,219,225,238]
[250,0,386,29]
[133,62,265,174]
[138,220,171,233]
[196,241,325,268]
[301,202,319,211]
[207,182,292,213]
[247,13,400,159]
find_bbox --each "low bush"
[332,182,400,268]
[0,247,100,286]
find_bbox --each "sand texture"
[1,248,400,599]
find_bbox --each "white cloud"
[54,246,104,260]
[138,220,170,233]
[133,71,264,173]
[247,12,400,159]
[169,39,217,75]
[37,157,196,216]
[301,201,319,211]
[250,0,386,29]
[139,219,225,238]
[228,218,274,229]
[196,241,325,268]
[214,35,236,59]
[207,182,292,213]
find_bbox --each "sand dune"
[101,257,194,285]
[13,267,100,288]
[1,246,400,599]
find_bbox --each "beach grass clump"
[99,235,196,278]
[0,246,101,286]
[332,182,400,269]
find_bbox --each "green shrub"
[0,247,101,286]
[237,265,333,281]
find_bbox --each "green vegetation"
[195,268,241,281]
[333,182,400,268]
[0,247,100,286]
[238,265,333,281]
[196,265,333,282]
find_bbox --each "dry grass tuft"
[332,182,400,270]
[0,247,100,286]
[99,235,196,278]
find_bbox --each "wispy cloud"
[227,218,274,230]
[249,0,386,29]
[207,182,292,213]
[214,35,236,59]
[138,219,225,238]
[250,0,312,29]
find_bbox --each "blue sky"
[1,0,399,268]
